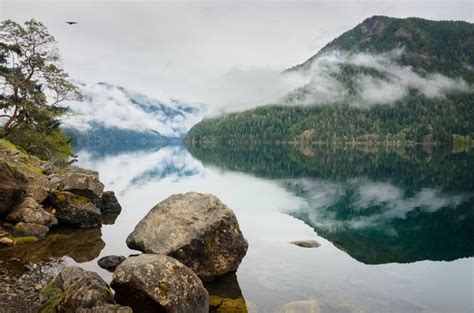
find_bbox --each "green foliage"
[187,17,474,146]
[6,125,73,161]
[0,19,80,162]
[187,144,474,193]
[289,16,474,82]
[452,134,473,153]
[186,93,474,145]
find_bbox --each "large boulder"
[40,266,115,312]
[111,254,209,313]
[126,192,248,281]
[0,160,27,216]
[45,191,102,228]
[59,166,104,199]
[6,196,57,226]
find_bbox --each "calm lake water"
[53,143,474,312]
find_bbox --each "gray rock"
[40,266,115,312]
[98,192,122,225]
[12,222,49,238]
[126,192,248,281]
[60,166,104,199]
[6,197,58,227]
[290,240,321,248]
[46,191,102,228]
[111,254,208,313]
[97,255,126,272]
[98,191,122,214]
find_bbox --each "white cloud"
[286,178,468,232]
[2,1,472,112]
[62,82,206,137]
[287,49,471,106]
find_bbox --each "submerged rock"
[126,192,248,281]
[40,266,115,312]
[12,222,49,238]
[97,255,126,272]
[282,299,321,313]
[206,273,249,313]
[46,191,102,228]
[111,254,209,313]
[7,196,57,227]
[290,240,321,248]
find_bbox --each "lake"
[31,143,474,312]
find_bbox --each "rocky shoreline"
[0,139,249,312]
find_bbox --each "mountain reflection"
[187,144,474,264]
[76,144,203,194]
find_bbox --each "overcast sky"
[1,0,473,111]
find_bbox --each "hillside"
[287,16,474,81]
[186,16,474,146]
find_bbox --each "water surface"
[68,143,473,312]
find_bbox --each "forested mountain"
[287,15,474,81]
[186,16,474,146]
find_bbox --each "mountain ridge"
[185,16,474,146]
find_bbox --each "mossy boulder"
[45,191,102,228]
[40,266,115,313]
[126,192,248,281]
[111,254,209,313]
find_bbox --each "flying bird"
[65,21,78,25]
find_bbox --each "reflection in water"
[205,273,249,313]
[188,144,474,264]
[71,142,473,313]
[76,145,202,195]
[286,178,473,264]
[0,228,105,276]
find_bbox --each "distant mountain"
[63,82,206,144]
[186,16,474,146]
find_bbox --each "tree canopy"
[0,19,81,160]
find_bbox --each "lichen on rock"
[126,192,248,281]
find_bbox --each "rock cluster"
[0,140,122,246]
[43,192,249,313]
[102,192,249,312]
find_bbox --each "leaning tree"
[0,19,81,159]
